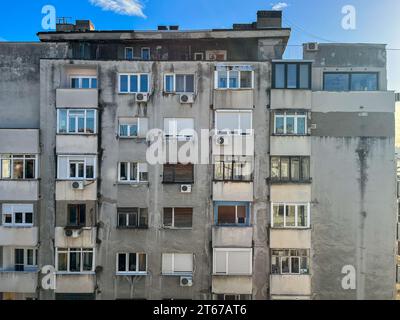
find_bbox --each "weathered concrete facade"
[0,11,397,300]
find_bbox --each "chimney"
[169,25,179,31]
[256,10,282,28]
[158,25,168,31]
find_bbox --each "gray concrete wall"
[0,43,68,129]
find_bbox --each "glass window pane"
[291,257,300,274]
[138,254,147,272]
[81,78,90,89]
[118,213,127,227]
[229,71,239,88]
[275,116,285,134]
[286,116,295,134]
[25,212,33,224]
[69,251,81,272]
[129,124,138,137]
[86,111,95,133]
[125,48,133,60]
[140,74,149,93]
[83,251,93,271]
[324,73,350,91]
[120,75,128,93]
[287,64,297,88]
[120,125,128,137]
[273,205,284,227]
[15,212,23,224]
[281,257,290,274]
[351,73,378,91]
[217,112,239,134]
[300,257,309,274]
[71,78,79,89]
[58,110,67,133]
[218,71,228,89]
[214,161,224,180]
[86,165,94,179]
[13,160,24,179]
[237,206,246,224]
[299,64,310,89]
[130,75,138,92]
[58,252,68,271]
[286,205,296,227]
[280,158,290,180]
[27,250,34,266]
[271,256,279,274]
[271,157,280,180]
[298,205,308,227]
[69,116,76,133]
[118,254,126,272]
[2,159,11,179]
[274,64,285,88]
[78,116,85,133]
[176,75,185,92]
[25,159,35,179]
[68,205,77,225]
[128,211,138,227]
[129,253,137,272]
[130,163,138,181]
[291,157,300,181]
[165,75,174,92]
[78,163,84,178]
[120,163,127,180]
[301,157,310,180]
[141,48,150,60]
[185,75,195,93]
[240,71,252,88]
[297,116,306,135]
[91,78,97,89]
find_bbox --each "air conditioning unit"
[136,93,149,102]
[305,42,319,52]
[180,184,192,193]
[65,229,81,238]
[71,181,84,190]
[180,94,195,104]
[216,135,230,146]
[180,276,193,287]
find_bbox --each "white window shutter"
[162,253,173,274]
[174,254,193,273]
[138,118,149,138]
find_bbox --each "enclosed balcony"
[56,89,98,109]
[212,226,253,248]
[54,227,97,248]
[0,227,38,247]
[270,274,311,297]
[0,271,38,293]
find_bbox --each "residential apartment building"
[0,10,397,300]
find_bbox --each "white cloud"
[271,2,288,10]
[89,0,146,18]
[0,37,7,42]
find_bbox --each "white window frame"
[118,73,150,93]
[164,118,195,141]
[125,47,134,60]
[271,249,310,275]
[118,162,148,183]
[55,248,95,274]
[57,155,97,180]
[0,154,38,180]
[57,109,97,134]
[162,253,194,275]
[116,253,148,275]
[2,204,34,227]
[141,47,151,60]
[271,203,311,229]
[118,118,143,139]
[163,208,193,229]
[214,66,254,90]
[70,76,97,89]
[215,110,253,136]
[164,74,195,93]
[194,52,204,61]
[14,248,38,271]
[213,248,253,276]
[274,111,308,135]
[117,208,148,229]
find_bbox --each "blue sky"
[1,0,399,90]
